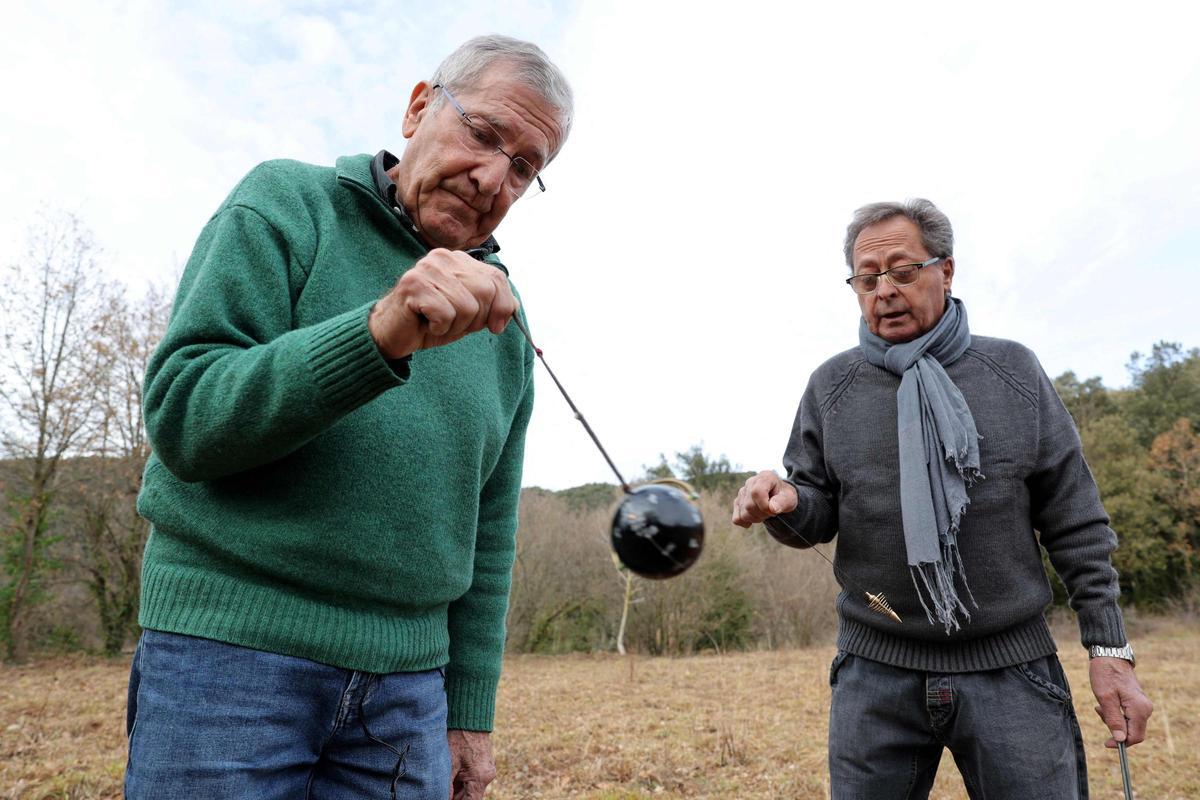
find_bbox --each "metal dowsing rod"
[1118,741,1133,800]
[760,508,902,624]
[508,314,631,494]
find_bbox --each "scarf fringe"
[912,506,979,634]
[946,447,984,486]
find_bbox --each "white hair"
[430,34,574,142]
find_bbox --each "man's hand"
[732,470,798,527]
[369,248,518,359]
[1089,656,1152,748]
[448,729,496,800]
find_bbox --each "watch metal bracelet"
[1088,643,1135,667]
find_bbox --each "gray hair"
[430,34,574,143]
[843,199,954,271]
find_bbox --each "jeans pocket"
[829,651,850,688]
[1015,658,1072,705]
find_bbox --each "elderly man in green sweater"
[125,35,571,800]
[733,199,1152,799]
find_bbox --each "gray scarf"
[859,296,981,633]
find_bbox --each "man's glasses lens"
[848,263,924,294]
[456,114,543,198]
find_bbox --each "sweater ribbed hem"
[445,673,499,732]
[837,614,1058,672]
[304,303,406,415]
[1076,602,1127,648]
[139,562,449,674]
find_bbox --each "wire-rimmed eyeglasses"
[434,84,546,199]
[845,257,945,294]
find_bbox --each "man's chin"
[417,213,480,252]
[877,319,920,344]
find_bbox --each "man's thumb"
[1095,703,1127,740]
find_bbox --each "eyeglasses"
[845,257,944,295]
[433,84,546,199]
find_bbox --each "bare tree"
[0,211,114,661]
[74,285,168,654]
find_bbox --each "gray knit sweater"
[765,335,1127,672]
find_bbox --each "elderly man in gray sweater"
[733,199,1151,799]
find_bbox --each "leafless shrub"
[507,489,841,655]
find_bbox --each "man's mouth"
[881,310,909,320]
[441,186,489,215]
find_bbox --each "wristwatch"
[1088,643,1135,667]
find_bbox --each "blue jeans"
[125,630,451,799]
[828,652,1088,799]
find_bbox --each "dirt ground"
[3,617,1197,799]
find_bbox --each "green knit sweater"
[136,153,534,732]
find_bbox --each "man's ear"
[402,81,434,139]
[941,257,955,292]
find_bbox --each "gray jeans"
[828,652,1088,799]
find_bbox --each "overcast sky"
[3,1,1197,489]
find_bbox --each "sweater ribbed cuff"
[445,674,499,732]
[1076,602,1127,648]
[304,303,406,415]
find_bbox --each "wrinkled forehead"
[449,70,566,162]
[852,217,926,264]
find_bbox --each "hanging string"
[762,512,901,623]
[509,313,631,493]
[466,248,631,492]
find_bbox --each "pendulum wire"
[765,510,902,623]
[471,250,629,491]
[509,314,631,493]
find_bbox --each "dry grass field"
[2,616,1197,799]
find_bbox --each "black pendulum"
[509,314,704,579]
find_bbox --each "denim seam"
[125,637,144,778]
[1066,702,1089,800]
[903,752,920,799]
[329,671,364,739]
[957,760,984,799]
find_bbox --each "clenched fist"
[732,470,798,527]
[369,248,518,359]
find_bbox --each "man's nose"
[875,274,901,299]
[473,153,509,197]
